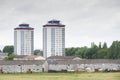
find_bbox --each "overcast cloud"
[0,0,120,50]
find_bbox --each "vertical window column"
[51,28,55,56]
[21,31,24,55]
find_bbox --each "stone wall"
[0,64,43,73]
[0,60,120,73]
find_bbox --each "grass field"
[0,72,120,80]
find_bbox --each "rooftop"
[18,23,30,28]
[47,59,120,64]
[47,56,81,60]
[14,55,45,60]
[14,23,34,30]
[43,19,65,27]
[0,60,45,65]
[19,23,29,27]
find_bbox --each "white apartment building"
[43,20,65,58]
[14,23,34,55]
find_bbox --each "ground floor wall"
[0,60,120,73]
[48,63,120,72]
[0,65,44,73]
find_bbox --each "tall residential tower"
[14,23,34,55]
[43,20,65,58]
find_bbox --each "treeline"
[66,40,120,59]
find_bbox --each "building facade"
[0,59,120,73]
[14,23,34,55]
[43,20,65,58]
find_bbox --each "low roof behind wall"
[14,55,45,60]
[47,56,81,60]
[47,59,120,65]
[0,60,45,65]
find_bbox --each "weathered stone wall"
[0,64,43,73]
[0,60,120,73]
[47,63,120,72]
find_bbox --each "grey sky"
[0,0,120,50]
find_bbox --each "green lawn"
[0,72,120,80]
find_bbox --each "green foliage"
[98,42,102,49]
[5,53,16,60]
[95,48,108,59]
[65,47,76,56]
[3,45,14,55]
[102,42,108,49]
[65,41,120,59]
[34,50,43,56]
[109,41,120,59]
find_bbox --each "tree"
[34,50,43,56]
[109,41,120,59]
[75,46,88,58]
[102,42,107,49]
[90,44,99,59]
[3,45,14,55]
[5,53,16,60]
[99,42,102,49]
[96,49,108,59]
[65,41,120,59]
[65,47,76,56]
